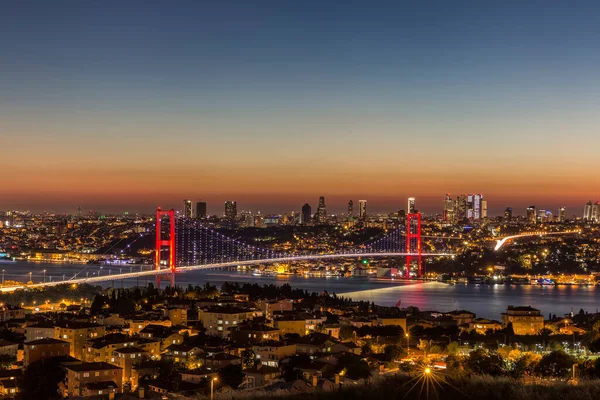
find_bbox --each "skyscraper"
[443,194,454,222]
[359,200,367,220]
[584,201,600,222]
[527,206,536,224]
[407,197,416,214]
[316,196,327,224]
[594,202,600,222]
[558,207,566,223]
[225,201,237,221]
[301,203,312,225]
[584,201,593,221]
[195,202,207,219]
[504,207,513,222]
[348,200,353,217]
[455,195,468,222]
[451,194,484,223]
[183,199,193,218]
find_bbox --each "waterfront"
[4,261,600,320]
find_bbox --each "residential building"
[54,322,106,360]
[62,362,123,398]
[25,321,55,341]
[274,317,306,336]
[24,338,70,369]
[199,306,258,337]
[252,342,296,367]
[502,306,544,335]
[111,347,146,389]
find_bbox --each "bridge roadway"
[0,252,454,292]
[494,230,581,251]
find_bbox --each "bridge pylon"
[405,212,422,278]
[155,208,176,288]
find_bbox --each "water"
[6,261,600,320]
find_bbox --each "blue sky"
[1,1,599,214]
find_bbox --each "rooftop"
[25,338,69,346]
[66,362,122,372]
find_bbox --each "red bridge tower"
[155,208,176,287]
[405,213,422,278]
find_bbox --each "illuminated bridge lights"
[494,230,582,251]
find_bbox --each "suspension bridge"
[3,208,453,291]
[1,208,581,292]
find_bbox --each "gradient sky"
[1,1,600,215]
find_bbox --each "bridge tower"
[405,212,422,278]
[155,208,176,287]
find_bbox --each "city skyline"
[0,194,592,219]
[2,1,600,213]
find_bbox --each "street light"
[43,269,46,283]
[1,269,4,286]
[424,368,432,400]
[210,377,218,400]
[406,333,410,354]
[28,272,32,283]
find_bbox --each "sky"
[1,1,600,215]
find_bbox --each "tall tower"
[443,194,454,223]
[583,201,593,221]
[481,200,487,220]
[359,200,367,220]
[195,202,207,219]
[527,206,537,224]
[347,200,354,217]
[316,196,327,224]
[407,197,416,214]
[504,207,513,222]
[301,203,312,225]
[558,207,566,223]
[225,201,237,221]
[183,200,193,218]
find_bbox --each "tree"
[241,349,256,369]
[0,354,15,368]
[383,345,406,362]
[465,348,504,376]
[219,364,245,389]
[512,353,541,378]
[361,343,372,356]
[21,359,66,400]
[339,325,355,341]
[535,350,576,378]
[446,342,460,356]
[337,354,371,380]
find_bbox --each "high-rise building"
[527,206,536,224]
[504,207,513,222]
[594,202,600,222]
[195,202,207,219]
[469,194,484,220]
[452,194,484,223]
[443,194,454,222]
[301,203,311,225]
[584,201,600,222]
[455,195,468,222]
[183,200,193,218]
[348,200,353,217]
[316,196,327,224]
[558,207,566,223]
[358,200,367,220]
[224,201,237,221]
[407,197,416,214]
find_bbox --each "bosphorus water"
[6,261,600,320]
